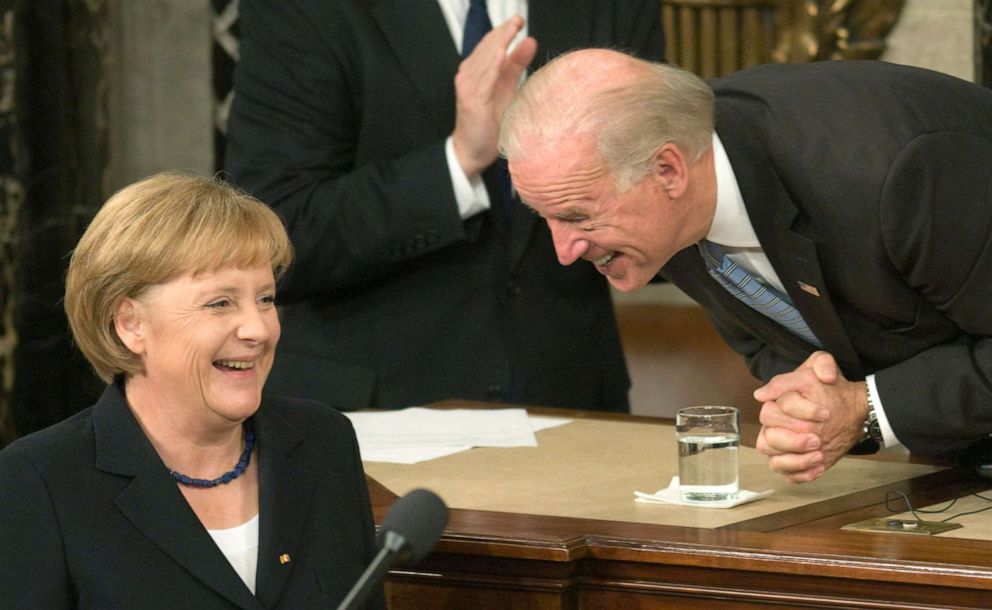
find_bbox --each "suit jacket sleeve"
[226,0,468,299]
[873,131,992,455]
[0,447,72,608]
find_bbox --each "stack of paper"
[345,407,569,464]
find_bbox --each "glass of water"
[676,406,740,502]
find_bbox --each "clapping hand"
[452,15,537,178]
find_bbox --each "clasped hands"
[755,351,869,483]
[452,15,537,178]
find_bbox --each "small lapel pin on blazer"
[279,553,291,565]
[797,281,821,297]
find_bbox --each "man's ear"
[651,143,689,199]
[114,297,146,355]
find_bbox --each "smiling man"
[499,49,992,482]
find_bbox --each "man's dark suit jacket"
[225,0,664,412]
[661,60,992,457]
[0,383,385,609]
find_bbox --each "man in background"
[225,1,663,412]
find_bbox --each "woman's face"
[119,264,280,425]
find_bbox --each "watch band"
[862,382,884,445]
[850,382,882,455]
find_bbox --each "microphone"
[336,488,448,610]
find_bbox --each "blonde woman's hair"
[64,172,293,382]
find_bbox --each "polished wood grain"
[370,406,992,609]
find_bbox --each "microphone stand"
[335,531,405,610]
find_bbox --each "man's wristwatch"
[862,384,883,444]
[850,382,883,455]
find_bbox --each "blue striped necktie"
[699,240,822,347]
[462,0,513,223]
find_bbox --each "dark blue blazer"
[662,60,992,457]
[0,383,385,609]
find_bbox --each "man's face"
[510,136,687,292]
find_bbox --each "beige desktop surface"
[364,417,943,529]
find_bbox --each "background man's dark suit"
[661,60,992,457]
[226,0,664,412]
[0,384,383,609]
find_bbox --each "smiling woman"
[64,174,293,383]
[0,173,386,609]
[113,264,281,437]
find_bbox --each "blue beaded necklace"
[168,419,255,488]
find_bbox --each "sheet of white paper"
[347,407,537,448]
[527,415,572,433]
[359,445,472,464]
[348,409,572,464]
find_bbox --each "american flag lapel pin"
[797,281,821,297]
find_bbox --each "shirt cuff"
[445,137,490,219]
[866,374,901,449]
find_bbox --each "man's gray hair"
[500,51,715,191]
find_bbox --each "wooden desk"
[368,405,992,609]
